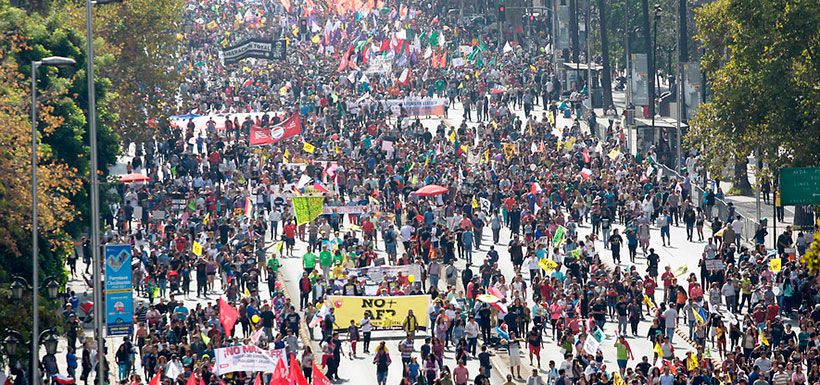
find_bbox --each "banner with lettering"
[322,205,373,215]
[382,98,447,116]
[105,245,134,336]
[326,295,431,330]
[222,39,286,64]
[292,196,325,225]
[249,114,302,147]
[213,346,286,375]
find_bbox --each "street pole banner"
[105,244,134,336]
[326,295,431,330]
[631,54,649,106]
[213,345,286,375]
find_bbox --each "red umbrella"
[119,172,150,183]
[415,184,449,196]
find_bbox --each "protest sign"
[213,345,286,375]
[222,39,286,64]
[383,98,447,116]
[322,205,373,215]
[249,114,302,147]
[292,196,324,225]
[327,295,430,330]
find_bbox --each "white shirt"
[360,317,372,333]
[400,225,414,242]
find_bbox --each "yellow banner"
[769,258,782,272]
[327,295,430,330]
[192,241,203,257]
[303,142,316,153]
[292,196,324,225]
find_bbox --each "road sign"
[779,167,820,205]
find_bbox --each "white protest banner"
[213,345,286,375]
[365,56,392,74]
[322,205,373,215]
[383,98,447,116]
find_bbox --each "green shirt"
[319,250,332,267]
[615,341,629,360]
[267,258,281,272]
[303,252,317,269]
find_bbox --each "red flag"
[290,354,309,385]
[148,369,162,385]
[249,114,302,147]
[270,358,289,385]
[253,373,262,385]
[186,373,198,385]
[280,0,291,12]
[218,298,239,336]
[582,148,591,163]
[312,363,333,385]
[379,39,390,52]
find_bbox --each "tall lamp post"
[650,4,661,135]
[31,56,75,385]
[85,3,122,385]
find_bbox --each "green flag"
[477,36,488,52]
[553,225,566,245]
[429,30,439,46]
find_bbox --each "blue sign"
[105,244,133,336]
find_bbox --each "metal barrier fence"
[651,161,764,247]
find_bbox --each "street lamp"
[31,56,75,385]
[85,3,122,385]
[44,278,60,300]
[42,332,58,357]
[651,4,661,135]
[10,277,28,301]
[2,329,58,382]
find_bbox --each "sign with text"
[213,346,286,375]
[327,295,430,330]
[105,244,133,336]
[222,39,286,64]
[383,98,447,117]
[779,167,820,205]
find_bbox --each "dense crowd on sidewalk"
[28,0,820,385]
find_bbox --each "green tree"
[59,0,184,142]
[688,0,820,193]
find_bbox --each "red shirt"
[283,224,296,238]
[766,304,779,321]
[661,271,675,287]
[644,278,658,295]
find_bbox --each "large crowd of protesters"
[30,0,820,385]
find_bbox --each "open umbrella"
[414,184,448,196]
[119,172,150,183]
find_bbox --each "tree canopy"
[687,0,820,178]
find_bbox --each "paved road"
[47,97,744,385]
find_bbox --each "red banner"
[249,114,302,146]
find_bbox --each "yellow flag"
[608,149,622,160]
[275,241,284,252]
[613,373,626,385]
[200,332,211,345]
[202,212,210,225]
[563,137,576,151]
[303,142,316,153]
[483,150,489,163]
[769,258,782,272]
[687,353,698,371]
[244,286,251,298]
[283,149,290,162]
[759,327,770,346]
[448,129,456,143]
[547,111,555,125]
[692,307,706,324]
[192,241,203,257]
[653,342,663,357]
[311,34,321,44]
[472,196,479,209]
